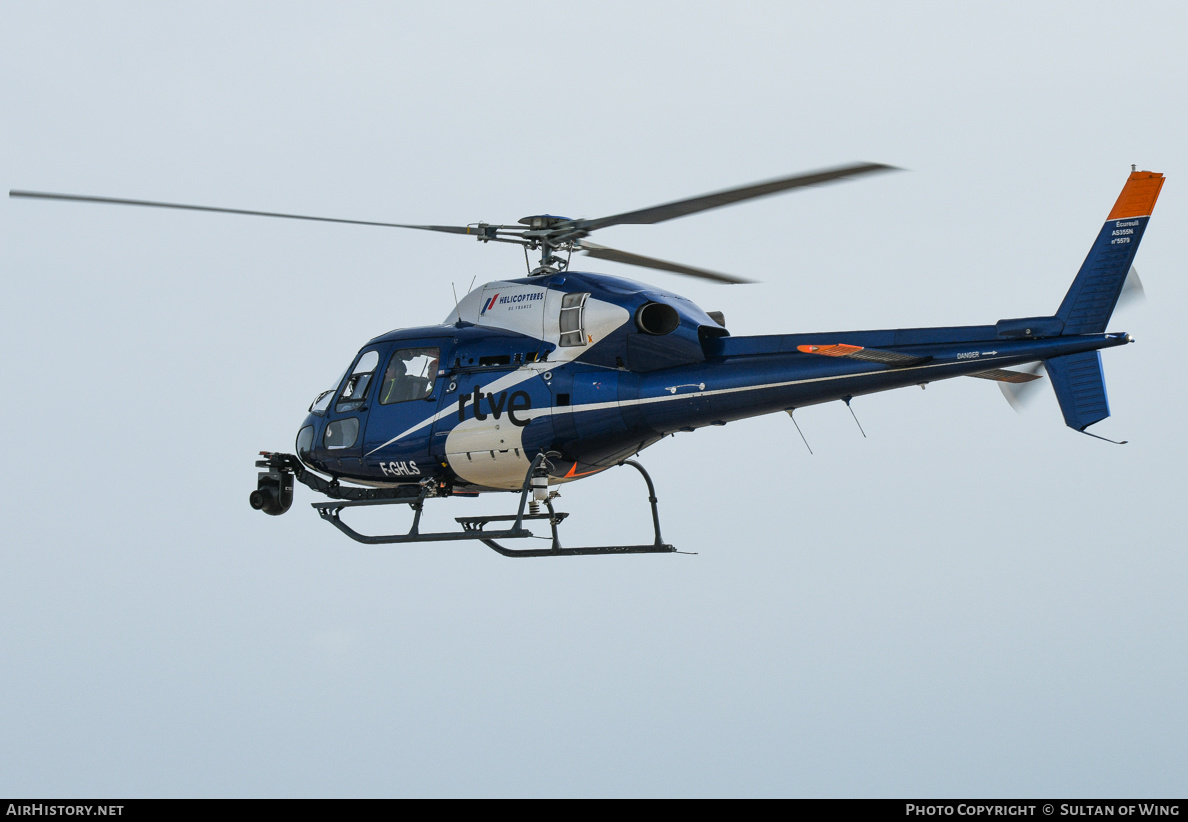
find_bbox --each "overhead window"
[380,347,441,404]
[559,292,589,347]
[336,349,379,412]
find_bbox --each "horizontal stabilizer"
[967,368,1044,384]
[1045,350,1110,430]
[796,343,928,367]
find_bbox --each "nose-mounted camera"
[250,453,295,516]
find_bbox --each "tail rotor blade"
[999,362,1046,412]
[1117,265,1146,311]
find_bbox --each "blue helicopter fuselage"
[296,268,1132,493]
[294,168,1166,495]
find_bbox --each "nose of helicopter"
[295,416,318,463]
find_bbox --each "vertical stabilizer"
[1045,350,1110,431]
[1056,170,1164,334]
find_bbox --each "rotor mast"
[464,214,579,276]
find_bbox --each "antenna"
[451,276,478,325]
[843,396,867,438]
[786,409,813,454]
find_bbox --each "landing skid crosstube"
[258,451,676,557]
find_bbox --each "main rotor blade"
[579,241,753,284]
[8,190,474,235]
[576,162,898,231]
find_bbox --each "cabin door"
[361,339,453,480]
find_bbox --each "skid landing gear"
[308,453,676,557]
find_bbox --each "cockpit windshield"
[309,389,334,415]
[336,350,380,412]
[309,363,350,415]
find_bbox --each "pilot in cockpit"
[381,357,409,404]
[381,349,440,404]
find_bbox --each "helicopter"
[10,163,1163,556]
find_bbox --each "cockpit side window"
[380,347,441,404]
[559,292,589,347]
[336,349,380,412]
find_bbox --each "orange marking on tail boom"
[1107,170,1165,220]
[797,343,864,357]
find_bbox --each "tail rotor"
[999,362,1046,412]
[1116,265,1146,312]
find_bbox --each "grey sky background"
[2,1,1185,798]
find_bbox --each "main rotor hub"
[517,214,573,230]
[513,215,583,276]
